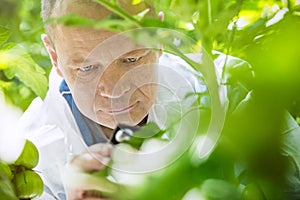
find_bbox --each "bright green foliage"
[13,169,44,199]
[242,183,265,200]
[0,0,50,111]
[0,39,48,110]
[0,172,18,200]
[14,139,39,169]
[0,26,10,46]
[0,139,44,199]
[0,162,13,180]
[201,179,241,200]
[1,43,47,97]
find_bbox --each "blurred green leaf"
[241,183,265,200]
[201,179,241,200]
[214,52,254,114]
[134,122,162,138]
[0,80,36,110]
[2,45,47,98]
[94,0,142,27]
[132,0,143,5]
[0,162,12,180]
[51,13,97,27]
[0,173,18,200]
[0,26,10,46]
[50,13,134,31]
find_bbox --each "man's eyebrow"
[122,49,151,57]
[67,57,96,68]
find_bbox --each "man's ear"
[41,34,63,77]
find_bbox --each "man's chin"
[97,119,139,130]
[95,111,147,129]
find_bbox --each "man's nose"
[97,69,131,98]
[98,83,130,98]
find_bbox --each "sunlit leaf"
[0,80,35,110]
[0,51,10,70]
[132,0,142,5]
[2,45,47,99]
[169,0,199,21]
[134,8,150,21]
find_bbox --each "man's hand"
[64,143,116,200]
[70,143,112,172]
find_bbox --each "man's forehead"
[55,28,114,65]
[51,0,108,39]
[57,26,114,41]
[57,30,148,66]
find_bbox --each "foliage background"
[1,0,300,199]
[0,0,50,111]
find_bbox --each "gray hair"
[41,0,56,22]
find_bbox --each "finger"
[86,143,113,157]
[82,190,111,199]
[68,188,110,200]
[83,197,109,200]
[70,152,110,172]
[65,173,117,199]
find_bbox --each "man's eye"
[123,57,140,63]
[79,65,95,72]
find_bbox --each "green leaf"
[281,112,300,189]
[0,80,35,110]
[94,0,142,27]
[132,0,143,5]
[50,14,133,32]
[140,17,168,28]
[2,46,48,99]
[120,122,165,149]
[213,52,254,114]
[51,14,97,27]
[0,26,10,46]
[133,122,163,138]
[169,0,200,21]
[201,179,241,200]
[294,4,300,12]
[0,173,18,200]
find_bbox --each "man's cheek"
[139,84,158,100]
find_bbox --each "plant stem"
[221,0,244,83]
[207,0,212,26]
[93,0,142,28]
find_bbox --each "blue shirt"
[59,80,108,146]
